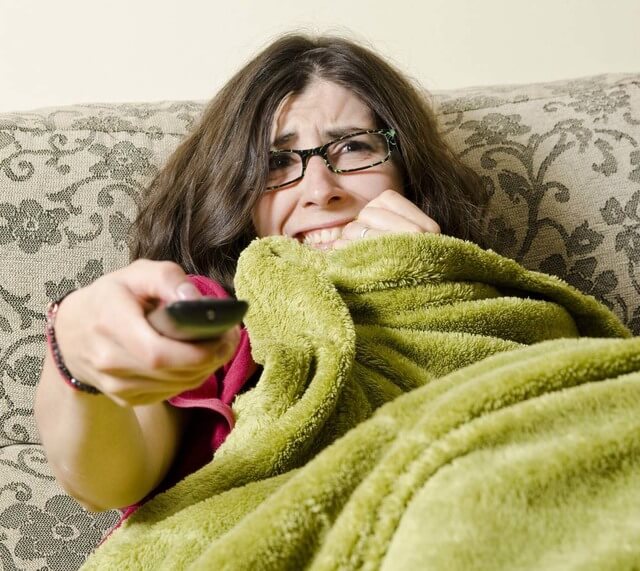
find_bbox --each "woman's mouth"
[299,225,345,250]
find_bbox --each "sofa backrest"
[0,103,201,448]
[438,73,640,338]
[1,73,638,449]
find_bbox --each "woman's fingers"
[332,190,440,250]
[100,327,240,382]
[343,207,423,237]
[113,259,203,305]
[86,319,239,404]
[364,190,441,234]
[101,300,239,372]
[53,260,242,407]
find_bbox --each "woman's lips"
[301,225,345,246]
[291,218,356,249]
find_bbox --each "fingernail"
[176,282,201,300]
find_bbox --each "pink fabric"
[118,275,256,522]
[168,274,256,449]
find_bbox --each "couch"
[0,72,638,570]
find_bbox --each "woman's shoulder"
[187,274,230,299]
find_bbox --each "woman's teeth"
[302,226,343,245]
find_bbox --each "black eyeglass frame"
[265,128,397,191]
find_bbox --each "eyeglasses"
[266,128,397,191]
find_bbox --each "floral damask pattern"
[0,76,638,569]
[602,191,640,262]
[459,112,532,145]
[0,199,70,254]
[438,73,640,329]
[0,495,118,571]
[88,140,156,181]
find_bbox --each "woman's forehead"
[270,80,375,143]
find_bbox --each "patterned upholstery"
[0,74,638,569]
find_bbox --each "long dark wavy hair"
[130,33,487,292]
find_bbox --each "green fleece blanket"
[83,234,640,570]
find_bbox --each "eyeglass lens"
[267,132,390,189]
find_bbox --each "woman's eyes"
[268,137,374,171]
[335,140,370,154]
[268,153,295,170]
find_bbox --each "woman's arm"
[35,350,187,511]
[35,260,240,511]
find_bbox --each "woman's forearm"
[34,262,239,511]
[35,350,185,511]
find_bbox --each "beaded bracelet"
[45,292,102,395]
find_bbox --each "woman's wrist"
[45,292,102,395]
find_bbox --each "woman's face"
[252,79,404,250]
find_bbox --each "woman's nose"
[299,155,345,207]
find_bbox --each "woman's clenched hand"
[333,189,440,249]
[54,259,240,407]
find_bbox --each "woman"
[34,33,486,513]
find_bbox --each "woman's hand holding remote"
[52,259,240,407]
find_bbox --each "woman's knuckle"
[92,314,113,338]
[141,347,168,370]
[91,346,116,372]
[155,260,183,279]
[129,259,181,280]
[126,258,152,274]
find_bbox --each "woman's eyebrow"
[324,126,369,140]
[271,126,370,149]
[272,133,294,148]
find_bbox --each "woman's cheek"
[253,192,295,238]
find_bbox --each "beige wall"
[1,0,638,112]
